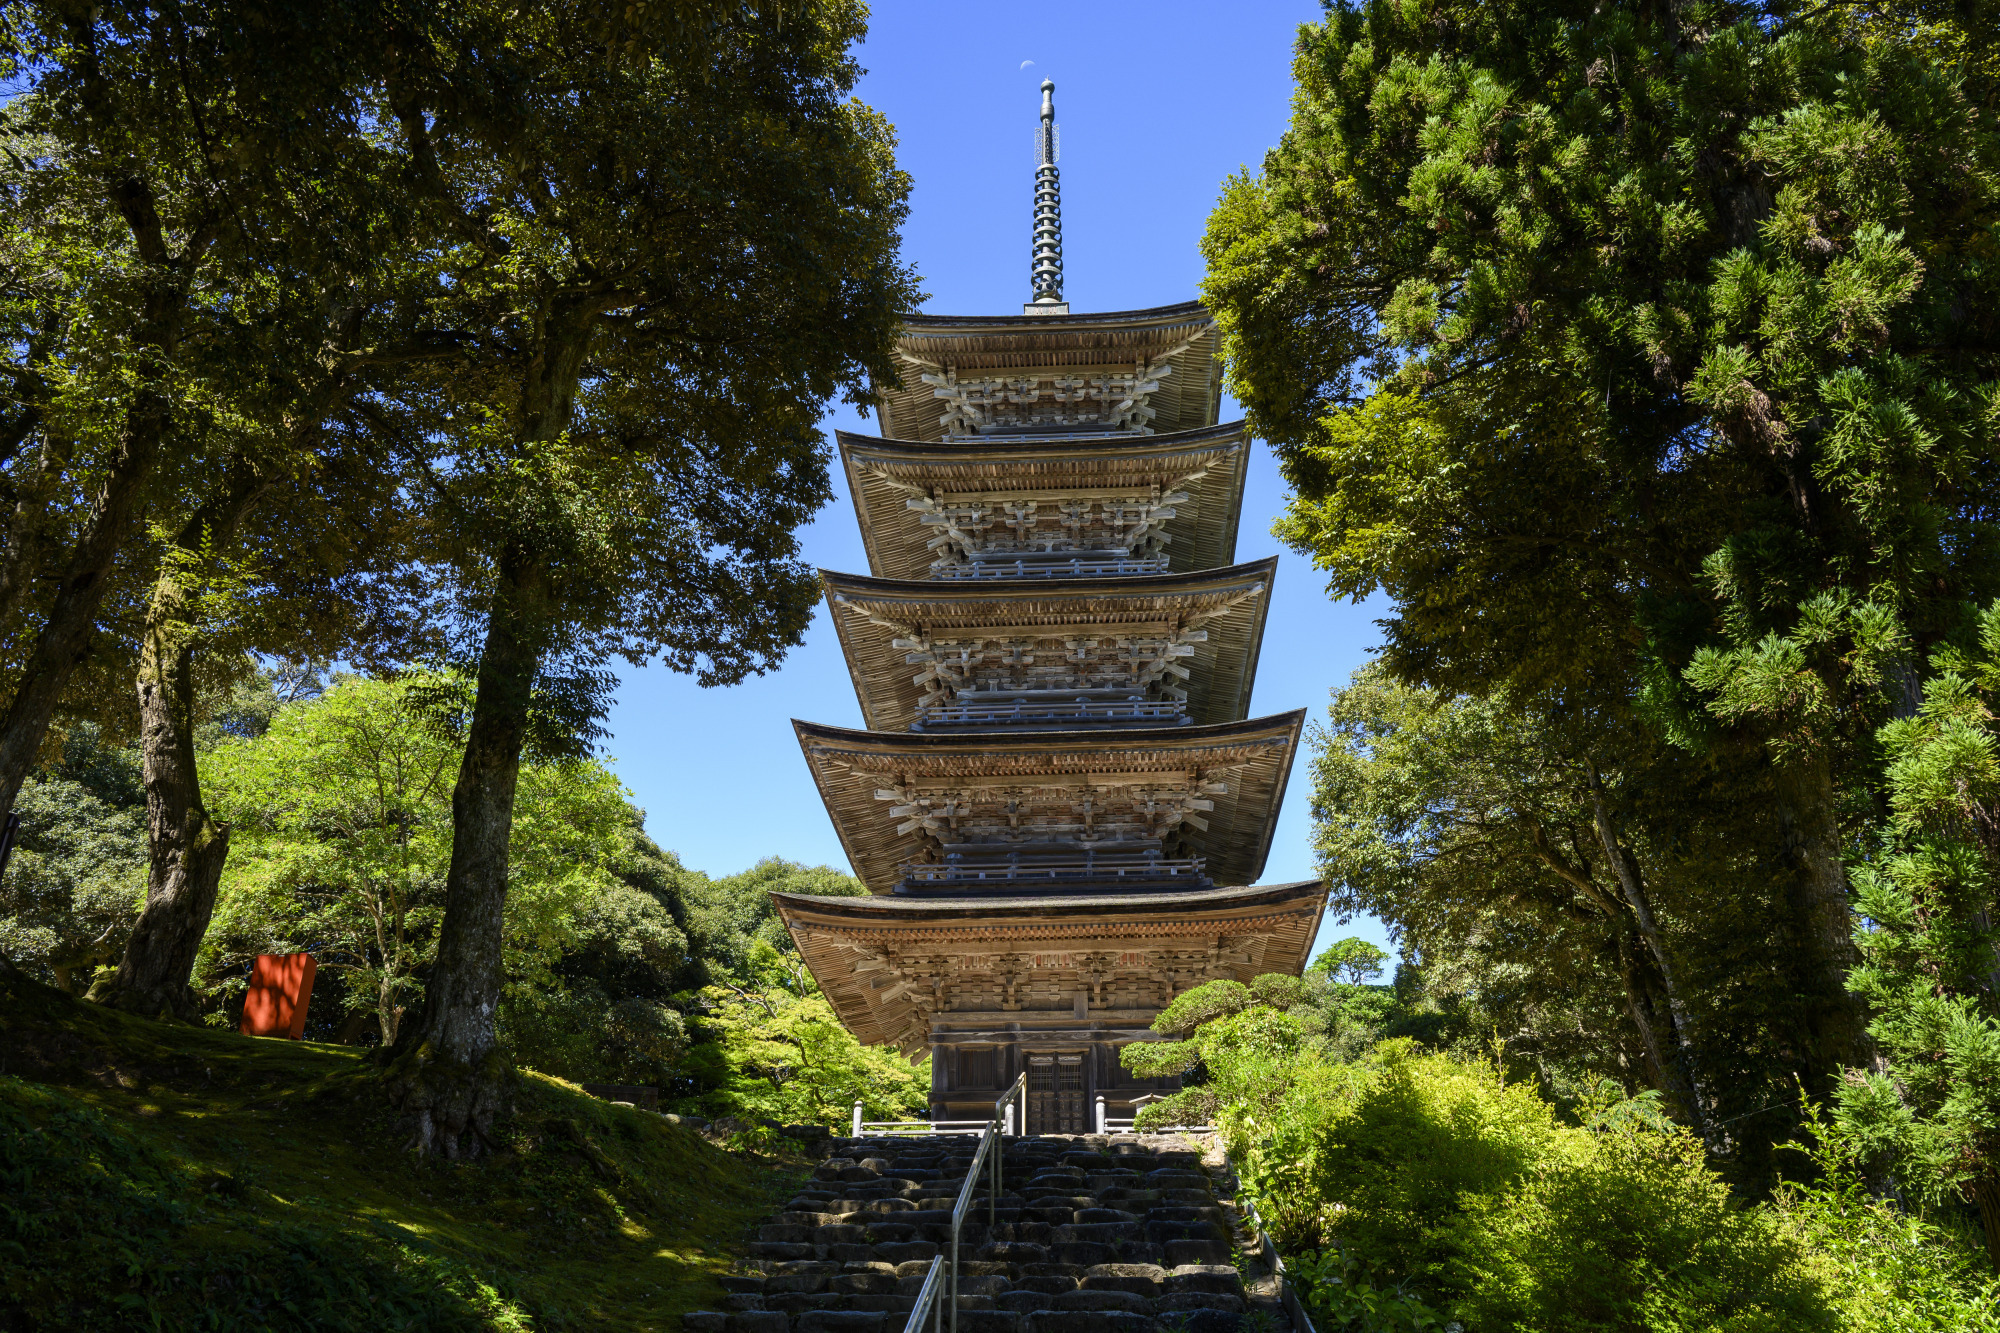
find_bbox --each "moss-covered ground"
[0,968,808,1331]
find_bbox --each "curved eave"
[838,421,1251,581]
[792,711,1305,896]
[873,302,1221,442]
[821,558,1278,732]
[772,877,1326,926]
[895,299,1212,335]
[771,878,1330,1049]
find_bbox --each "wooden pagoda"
[774,81,1324,1133]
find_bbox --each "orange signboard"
[240,953,317,1039]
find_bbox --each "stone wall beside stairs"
[682,1131,1291,1333]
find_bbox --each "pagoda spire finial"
[1029,79,1065,313]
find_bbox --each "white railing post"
[1094,1095,1106,1133]
[852,1101,863,1137]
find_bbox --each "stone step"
[687,1134,1276,1333]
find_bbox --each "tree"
[0,775,145,992]
[201,674,630,1045]
[1835,603,2000,1267]
[0,2,452,1022]
[0,0,429,826]
[683,857,867,990]
[374,0,919,1156]
[667,858,926,1125]
[1205,0,2000,1090]
[1309,937,1388,987]
[1308,665,1852,1155]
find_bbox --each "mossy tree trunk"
[92,472,267,1020]
[384,543,549,1157]
[385,300,590,1158]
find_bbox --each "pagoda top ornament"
[1028,80,1066,315]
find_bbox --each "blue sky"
[602,0,1397,963]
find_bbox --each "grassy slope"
[0,968,805,1331]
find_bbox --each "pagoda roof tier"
[876,301,1222,442]
[838,421,1249,581]
[771,879,1328,1053]
[793,712,1305,896]
[821,559,1277,733]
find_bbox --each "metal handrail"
[856,1119,988,1136]
[881,1076,1032,1333]
[943,1074,1029,1333]
[947,1121,993,1333]
[900,1254,946,1333]
[994,1072,1026,1140]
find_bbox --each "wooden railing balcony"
[910,695,1189,731]
[929,553,1172,580]
[896,852,1210,893]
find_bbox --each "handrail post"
[1094,1095,1106,1134]
[996,1112,1008,1224]
[852,1101,862,1137]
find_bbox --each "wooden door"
[1027,1053,1087,1134]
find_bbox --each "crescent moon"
[1020,60,1034,70]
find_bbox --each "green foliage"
[682,858,864,988]
[1215,0,2000,1143]
[690,988,928,1129]
[1775,1104,2000,1331]
[200,675,632,1043]
[0,776,146,993]
[400,0,923,749]
[1834,602,2000,1256]
[673,858,928,1127]
[1263,1049,1839,1330]
[1153,978,1255,1037]
[1139,978,1866,1330]
[1311,1050,1575,1287]
[1212,2,2000,717]
[1308,664,1809,1162]
[1453,1110,1831,1330]
[1310,938,1388,986]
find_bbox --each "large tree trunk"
[382,297,593,1157]
[90,476,266,1019]
[383,543,550,1158]
[89,639,230,1020]
[1585,769,1715,1143]
[1774,753,1874,1086]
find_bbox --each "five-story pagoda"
[774,82,1324,1134]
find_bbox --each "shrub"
[1774,1105,2000,1332]
[1454,1120,1833,1331]
[1305,1046,1573,1293]
[1261,1049,1839,1330]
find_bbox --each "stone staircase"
[682,1132,1290,1333]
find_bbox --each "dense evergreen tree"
[1206,0,2000,1093]
[1836,603,2000,1265]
